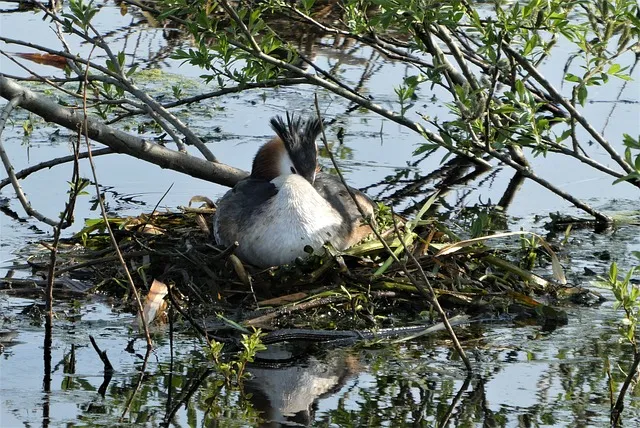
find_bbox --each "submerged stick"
[89,335,114,374]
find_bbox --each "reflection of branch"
[121,347,152,420]
[0,96,66,226]
[497,172,525,211]
[487,142,611,222]
[0,148,112,191]
[438,374,473,427]
[0,77,248,187]
[364,154,490,215]
[432,122,612,222]
[106,77,307,124]
[611,350,640,426]
[163,367,213,424]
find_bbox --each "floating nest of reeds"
[5,198,605,343]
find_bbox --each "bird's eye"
[290,166,297,174]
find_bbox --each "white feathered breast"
[237,174,343,267]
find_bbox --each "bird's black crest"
[270,113,322,182]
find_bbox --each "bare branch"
[216,0,491,169]
[0,76,248,187]
[33,6,219,162]
[502,44,634,174]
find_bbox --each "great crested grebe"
[213,114,375,268]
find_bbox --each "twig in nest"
[53,250,152,277]
[208,241,240,261]
[167,286,209,341]
[243,295,348,327]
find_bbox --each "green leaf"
[556,129,572,143]
[564,73,581,83]
[577,85,588,106]
[608,63,621,74]
[413,143,439,156]
[514,80,525,98]
[613,171,640,185]
[523,33,539,56]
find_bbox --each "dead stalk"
[611,351,640,426]
[313,96,472,372]
[389,206,472,370]
[78,45,153,350]
[244,295,349,327]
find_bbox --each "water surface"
[1,1,639,426]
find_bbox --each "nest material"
[11,205,604,335]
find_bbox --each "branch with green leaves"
[151,0,638,222]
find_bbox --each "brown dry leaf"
[15,53,68,69]
[138,279,169,329]
[507,290,543,307]
[120,216,165,235]
[189,195,216,208]
[137,224,166,235]
[195,214,210,234]
[229,254,251,287]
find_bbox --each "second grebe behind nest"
[213,114,375,268]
